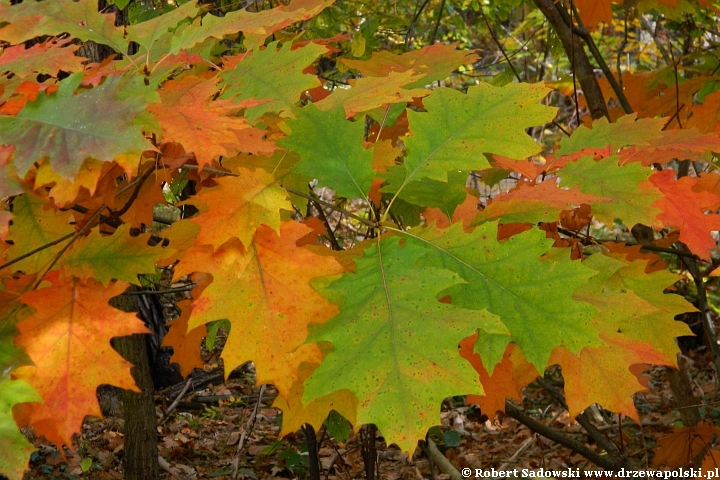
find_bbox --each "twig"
[180,164,238,177]
[670,47,683,129]
[308,189,343,251]
[426,438,462,480]
[680,247,720,376]
[159,378,192,425]
[639,15,672,64]
[112,165,158,217]
[231,384,266,480]
[566,4,633,114]
[123,285,196,296]
[405,0,433,48]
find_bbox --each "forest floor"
[18,341,718,480]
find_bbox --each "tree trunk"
[110,294,160,480]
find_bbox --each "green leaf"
[381,166,468,213]
[0,379,41,480]
[557,155,662,228]
[304,237,504,453]
[0,74,151,180]
[279,104,374,199]
[556,115,666,157]
[169,0,332,54]
[324,410,352,443]
[126,1,198,54]
[205,319,231,352]
[59,225,175,287]
[397,83,555,189]
[0,0,127,50]
[409,223,599,370]
[79,457,92,473]
[219,41,326,122]
[575,253,693,363]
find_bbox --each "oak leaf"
[649,169,720,260]
[185,167,290,248]
[174,221,344,396]
[148,74,276,170]
[0,73,152,180]
[303,237,498,453]
[219,41,327,122]
[342,43,479,88]
[12,274,148,447]
[315,70,430,118]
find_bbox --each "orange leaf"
[186,167,291,249]
[174,221,344,396]
[654,425,720,468]
[162,299,206,377]
[273,361,358,437]
[550,333,669,422]
[461,334,538,420]
[12,273,148,447]
[147,74,276,171]
[650,169,720,260]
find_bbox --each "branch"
[478,6,521,82]
[535,376,625,464]
[531,0,608,120]
[565,5,633,114]
[504,400,622,470]
[426,438,463,480]
[284,187,378,228]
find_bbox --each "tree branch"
[504,400,622,470]
[531,0,608,120]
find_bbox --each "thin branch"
[284,187,377,227]
[429,0,447,45]
[231,385,266,480]
[0,232,75,271]
[478,6,521,82]
[405,0,433,48]
[639,15,672,64]
[670,47,683,128]
[113,164,158,217]
[680,247,720,376]
[536,377,625,464]
[159,378,193,425]
[123,285,196,296]
[426,438,462,480]
[309,190,343,251]
[566,4,633,114]
[504,400,622,470]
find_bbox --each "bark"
[531,0,608,121]
[667,355,701,428]
[110,294,160,480]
